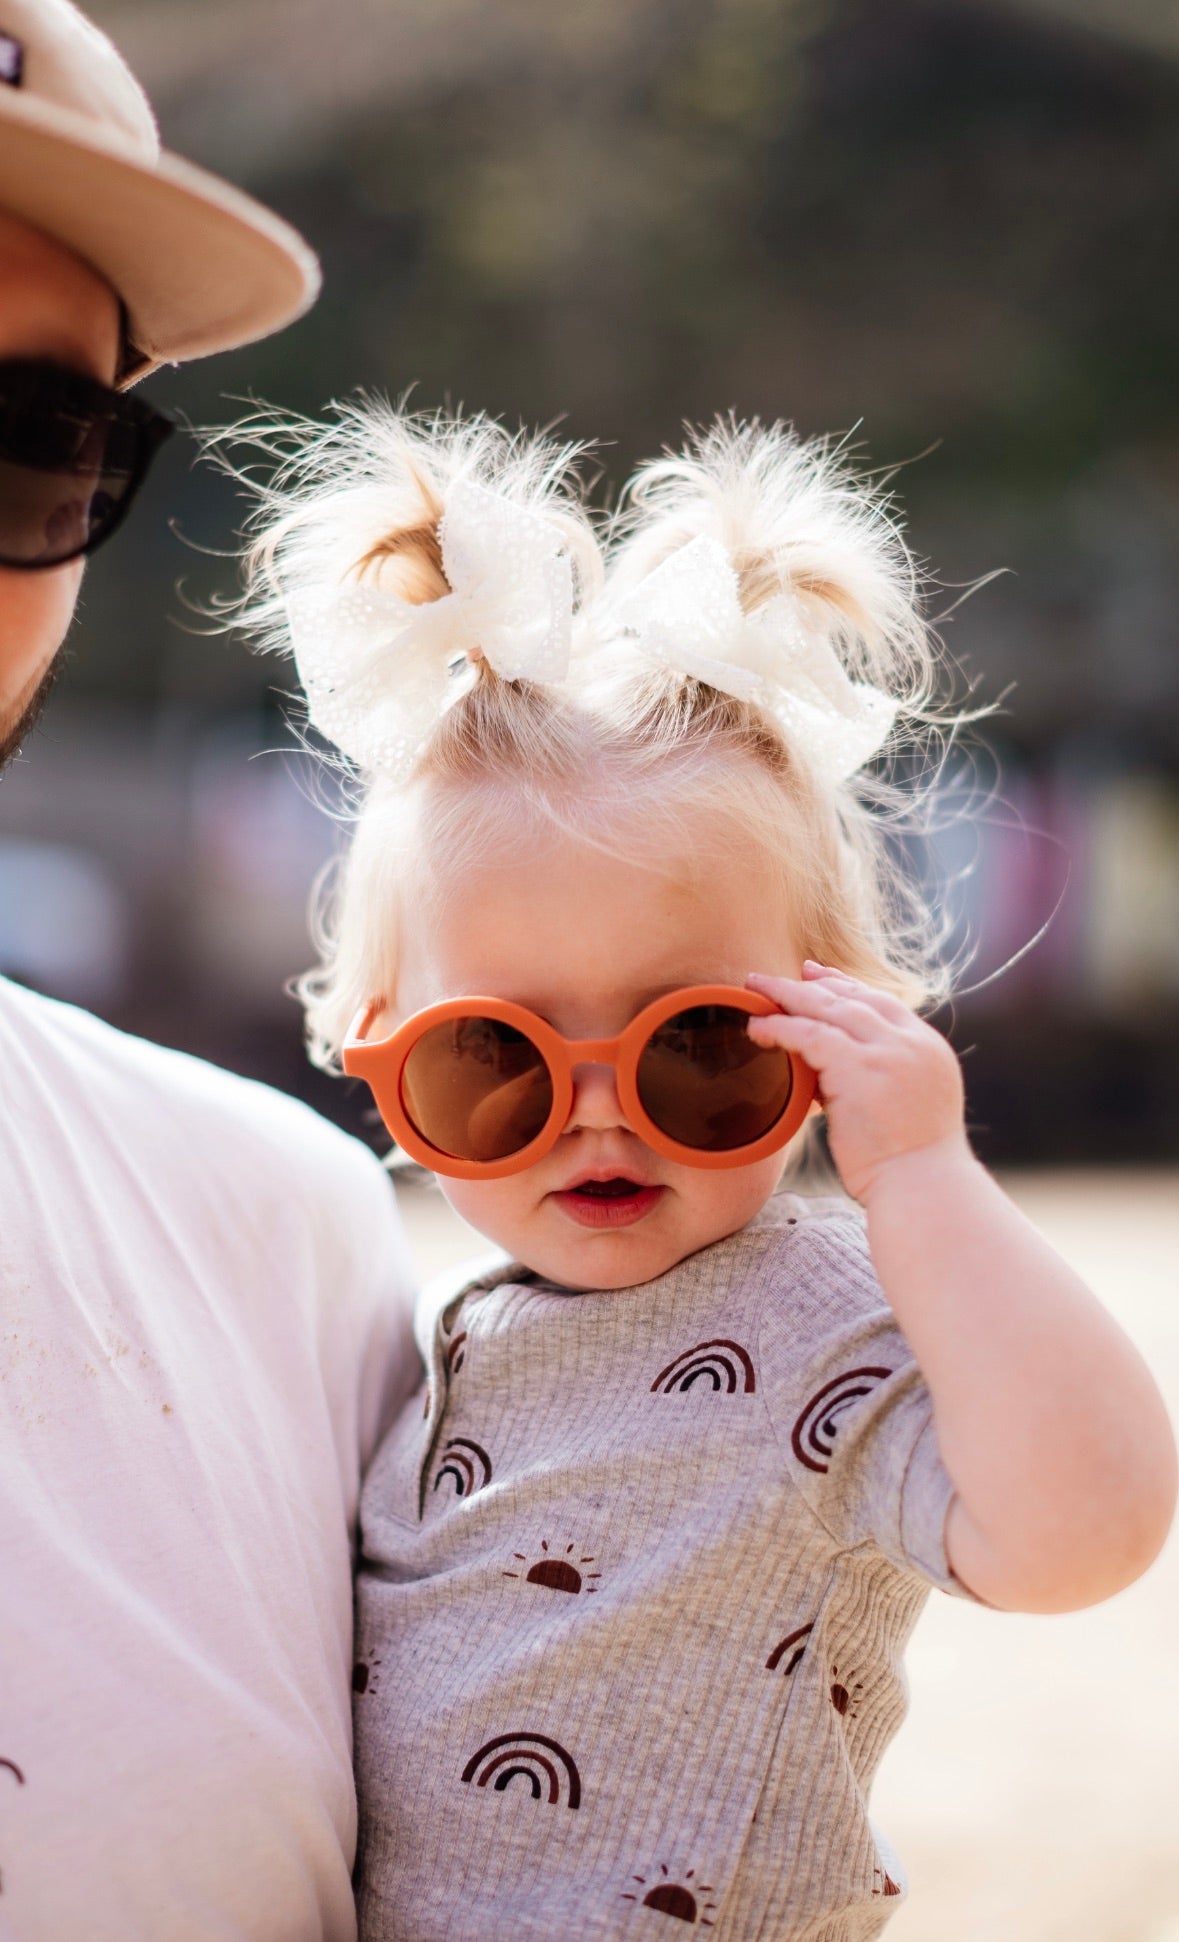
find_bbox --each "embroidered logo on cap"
[0,30,23,86]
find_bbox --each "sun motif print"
[872,1866,903,1898]
[352,1654,382,1696]
[621,1863,717,1925]
[503,1539,601,1594]
[830,1664,864,1719]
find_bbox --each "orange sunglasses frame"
[342,983,817,1180]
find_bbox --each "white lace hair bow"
[612,535,897,784]
[284,477,575,775]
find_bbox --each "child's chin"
[536,1228,693,1294]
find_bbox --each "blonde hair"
[214,403,973,1070]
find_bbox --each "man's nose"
[564,1060,629,1133]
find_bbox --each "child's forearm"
[749,963,1176,1612]
[863,1138,1178,1612]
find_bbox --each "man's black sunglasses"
[0,359,174,570]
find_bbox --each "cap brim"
[0,91,320,380]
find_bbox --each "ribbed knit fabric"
[354,1192,973,1940]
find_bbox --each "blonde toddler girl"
[228,404,1175,1941]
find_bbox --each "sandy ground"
[391,1169,1179,1941]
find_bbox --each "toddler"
[229,404,1175,1940]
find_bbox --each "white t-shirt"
[0,978,419,1941]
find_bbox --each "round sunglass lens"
[636,1003,794,1152]
[401,1015,553,1162]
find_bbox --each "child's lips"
[550,1176,665,1229]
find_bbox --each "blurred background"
[3,0,1178,1163]
[3,4,1177,1935]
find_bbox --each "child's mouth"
[552,1177,664,1229]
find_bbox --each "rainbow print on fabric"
[650,1338,756,1395]
[432,1436,492,1499]
[461,1732,581,1808]
[790,1367,893,1473]
[765,1622,813,1675]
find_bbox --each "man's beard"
[0,650,64,770]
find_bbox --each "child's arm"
[747,962,1177,1614]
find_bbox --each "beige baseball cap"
[0,0,321,382]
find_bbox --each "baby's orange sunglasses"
[343,985,817,1180]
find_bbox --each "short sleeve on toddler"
[757,1206,973,1597]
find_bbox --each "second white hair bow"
[612,535,897,783]
[285,476,575,775]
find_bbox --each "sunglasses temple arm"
[341,1000,387,1075]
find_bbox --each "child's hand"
[746,961,968,1205]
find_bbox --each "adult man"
[0,6,418,1936]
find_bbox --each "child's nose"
[565,1060,630,1135]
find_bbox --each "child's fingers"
[796,963,917,1030]
[804,963,912,1025]
[746,1010,859,1071]
[800,960,844,982]
[746,972,889,1046]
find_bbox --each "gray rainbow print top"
[353,1193,973,1941]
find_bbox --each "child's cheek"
[703,1152,795,1234]
[435,1173,534,1252]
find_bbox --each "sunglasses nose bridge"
[563,1034,624,1075]
[562,1038,631,1139]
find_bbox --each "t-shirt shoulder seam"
[751,1209,883,1333]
